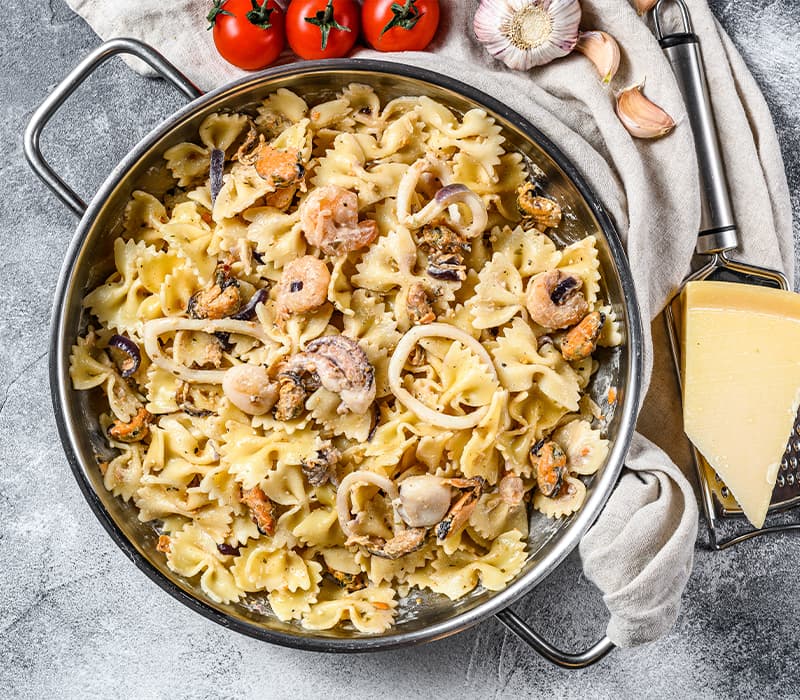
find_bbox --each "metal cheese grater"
[655,0,800,549]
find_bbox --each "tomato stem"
[246,0,274,29]
[207,0,233,29]
[304,0,351,51]
[380,0,425,37]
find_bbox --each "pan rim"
[49,57,644,652]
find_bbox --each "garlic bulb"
[616,82,676,138]
[575,30,620,85]
[473,0,582,71]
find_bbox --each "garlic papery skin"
[616,82,676,138]
[474,0,582,71]
[633,0,658,15]
[575,30,620,85]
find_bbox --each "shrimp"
[299,185,379,255]
[222,365,279,415]
[526,270,589,330]
[530,440,567,497]
[561,311,606,361]
[275,255,330,321]
[281,335,376,415]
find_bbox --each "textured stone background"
[2,1,799,698]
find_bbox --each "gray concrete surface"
[2,1,799,698]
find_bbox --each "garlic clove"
[473,0,582,71]
[616,82,676,139]
[632,0,658,15]
[575,30,620,85]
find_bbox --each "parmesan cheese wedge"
[681,280,800,528]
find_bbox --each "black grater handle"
[653,0,738,256]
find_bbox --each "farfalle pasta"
[69,85,621,634]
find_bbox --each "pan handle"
[23,37,202,217]
[653,0,738,256]
[495,608,615,669]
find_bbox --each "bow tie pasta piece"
[468,492,530,543]
[69,334,114,390]
[533,476,587,519]
[309,97,354,131]
[301,584,397,634]
[457,390,510,485]
[552,419,610,476]
[491,318,582,411]
[213,162,279,223]
[232,542,322,595]
[352,226,418,294]
[596,303,624,347]
[556,235,602,306]
[101,443,145,502]
[219,421,319,491]
[362,543,436,586]
[497,388,574,477]
[291,493,346,549]
[243,207,305,270]
[490,224,562,278]
[123,191,169,244]
[416,97,505,177]
[167,523,243,604]
[466,252,525,329]
[409,530,527,601]
[199,112,251,155]
[164,113,250,189]
[453,151,528,223]
[269,563,324,622]
[307,387,373,442]
[312,132,409,207]
[256,88,309,136]
[83,238,162,335]
[164,143,211,188]
[160,201,216,283]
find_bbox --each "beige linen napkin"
[61,0,794,648]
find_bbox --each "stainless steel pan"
[25,38,643,668]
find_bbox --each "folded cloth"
[62,0,793,648]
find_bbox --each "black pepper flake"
[290,280,304,292]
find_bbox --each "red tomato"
[208,0,285,71]
[362,0,439,52]
[286,0,360,60]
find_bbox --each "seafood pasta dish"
[69,84,621,633]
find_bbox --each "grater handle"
[653,0,738,255]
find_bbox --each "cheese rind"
[681,280,800,528]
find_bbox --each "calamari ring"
[143,317,274,384]
[388,322,498,430]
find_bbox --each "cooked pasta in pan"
[69,84,620,633]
